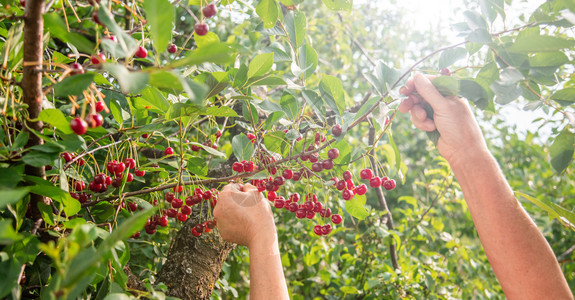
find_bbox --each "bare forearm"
[450,149,572,299]
[248,228,289,300]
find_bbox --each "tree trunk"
[22,0,47,219]
[157,202,235,299]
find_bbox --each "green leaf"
[232,134,254,161]
[52,73,95,98]
[431,76,459,97]
[363,60,402,96]
[22,150,58,167]
[143,0,175,54]
[345,194,369,220]
[459,79,489,109]
[98,7,139,58]
[321,0,352,11]
[551,88,575,106]
[0,166,24,189]
[12,131,29,150]
[516,192,575,230]
[168,42,236,68]
[263,111,285,130]
[0,220,21,244]
[248,53,274,79]
[256,0,279,29]
[103,64,150,94]
[463,10,488,30]
[467,28,492,44]
[204,106,239,117]
[0,188,29,210]
[280,92,300,120]
[285,11,306,49]
[549,128,574,173]
[0,258,21,298]
[298,44,318,78]
[38,108,74,134]
[27,176,81,216]
[301,90,326,123]
[509,35,575,53]
[319,75,346,119]
[242,101,259,128]
[37,202,55,226]
[195,32,220,48]
[43,13,95,54]
[438,47,467,69]
[134,86,170,113]
[263,131,287,155]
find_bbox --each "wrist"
[448,146,493,174]
[247,223,279,254]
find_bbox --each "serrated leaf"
[321,0,352,11]
[256,0,279,29]
[345,194,369,220]
[143,0,175,54]
[438,47,467,69]
[549,128,574,173]
[39,109,74,134]
[232,134,254,161]
[319,75,345,118]
[53,73,95,97]
[103,64,150,94]
[248,53,274,79]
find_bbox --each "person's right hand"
[213,183,276,249]
[398,73,489,164]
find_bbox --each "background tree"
[0,0,573,299]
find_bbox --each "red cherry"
[92,10,101,25]
[273,176,285,186]
[167,208,178,218]
[311,162,323,172]
[354,184,368,195]
[94,173,106,184]
[74,181,85,191]
[206,220,217,229]
[126,173,133,182]
[135,46,148,58]
[172,198,183,209]
[321,224,332,235]
[282,169,293,180]
[383,179,396,191]
[243,161,255,172]
[70,118,88,135]
[292,171,302,181]
[194,23,209,36]
[305,193,318,202]
[369,176,382,188]
[105,176,112,186]
[165,192,175,202]
[159,215,169,227]
[232,162,244,172]
[20,0,25,7]
[70,192,79,199]
[215,131,222,138]
[313,202,323,213]
[267,191,277,201]
[360,169,373,180]
[181,205,192,215]
[87,114,104,128]
[202,3,217,18]
[440,68,452,76]
[247,133,256,141]
[91,53,106,65]
[335,180,346,191]
[164,147,174,156]
[331,124,342,137]
[202,190,213,200]
[289,193,300,203]
[313,225,323,236]
[111,177,122,188]
[95,101,105,112]
[177,213,188,222]
[114,162,126,175]
[296,209,306,219]
[342,171,352,181]
[346,179,355,190]
[105,36,118,43]
[322,159,334,170]
[174,185,184,193]
[274,199,285,209]
[191,227,201,237]
[133,169,144,177]
[128,202,138,212]
[106,160,116,173]
[269,167,278,175]
[124,158,136,169]
[306,210,315,219]
[167,44,177,53]
[62,152,73,162]
[327,148,339,159]
[342,189,354,200]
[70,62,84,75]
[304,201,314,211]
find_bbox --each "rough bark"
[157,202,235,300]
[22,0,47,219]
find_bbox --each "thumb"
[413,73,447,112]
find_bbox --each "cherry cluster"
[191,219,217,237]
[69,101,106,135]
[333,168,396,202]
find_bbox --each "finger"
[222,183,243,192]
[410,110,437,132]
[399,97,414,114]
[241,183,258,192]
[413,73,447,112]
[411,104,428,121]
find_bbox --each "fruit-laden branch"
[64,138,128,170]
[22,0,47,219]
[368,124,399,270]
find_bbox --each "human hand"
[398,73,489,164]
[213,183,276,249]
